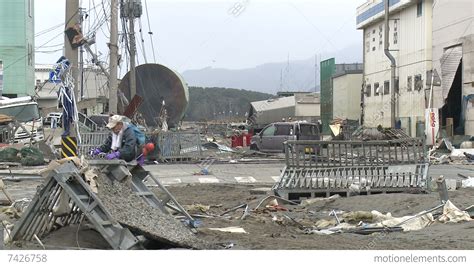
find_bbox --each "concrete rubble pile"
[94,171,209,249]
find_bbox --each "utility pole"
[121,0,142,101]
[79,7,86,100]
[129,17,137,99]
[64,0,80,143]
[109,0,119,113]
[65,0,80,103]
[384,0,397,128]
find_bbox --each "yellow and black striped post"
[61,136,78,158]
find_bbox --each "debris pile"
[165,183,474,249]
[2,159,214,250]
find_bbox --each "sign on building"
[425,108,439,146]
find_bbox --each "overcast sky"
[35,0,363,74]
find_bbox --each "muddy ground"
[164,184,474,250]
[3,182,474,250]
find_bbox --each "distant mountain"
[182,43,362,94]
[184,87,273,121]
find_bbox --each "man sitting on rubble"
[91,115,139,162]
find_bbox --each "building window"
[394,32,398,44]
[407,76,412,91]
[374,82,380,96]
[384,81,390,95]
[366,84,372,97]
[379,24,383,46]
[372,47,376,51]
[366,41,370,53]
[414,74,423,90]
[417,0,423,17]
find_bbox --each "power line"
[143,0,156,62]
[138,17,148,63]
[35,22,64,37]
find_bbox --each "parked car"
[250,121,320,153]
[43,112,62,127]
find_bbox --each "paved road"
[143,163,474,186]
[143,162,285,185]
[429,164,474,180]
[2,163,474,201]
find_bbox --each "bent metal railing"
[78,131,203,162]
[273,138,429,200]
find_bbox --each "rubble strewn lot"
[2,177,474,250]
[166,184,474,250]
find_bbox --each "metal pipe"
[384,0,397,128]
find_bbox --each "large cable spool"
[118,64,189,128]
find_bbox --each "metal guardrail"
[78,131,109,157]
[147,131,203,161]
[78,112,98,132]
[78,130,203,161]
[273,138,429,200]
[284,138,426,169]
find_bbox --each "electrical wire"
[143,0,156,63]
[138,18,148,63]
[35,22,64,37]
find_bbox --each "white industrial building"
[332,69,363,121]
[35,64,108,116]
[357,0,433,136]
[294,92,320,123]
[431,0,474,135]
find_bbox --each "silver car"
[250,122,320,153]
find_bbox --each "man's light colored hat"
[106,115,123,129]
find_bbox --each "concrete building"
[320,59,363,133]
[294,92,320,123]
[35,64,108,116]
[431,0,474,135]
[357,0,433,136]
[0,0,35,97]
[332,69,364,121]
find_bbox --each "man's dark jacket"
[99,125,138,162]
